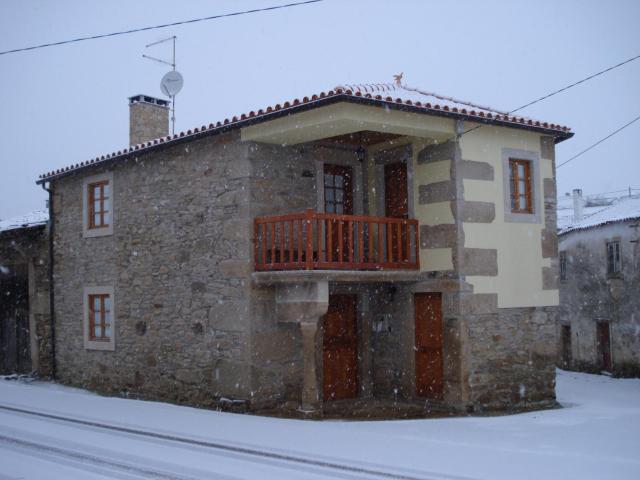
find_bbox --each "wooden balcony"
[254,209,420,271]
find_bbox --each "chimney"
[128,94,170,146]
[572,188,584,222]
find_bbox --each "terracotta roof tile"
[38,81,572,183]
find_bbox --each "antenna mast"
[143,36,182,136]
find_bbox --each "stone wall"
[465,306,557,410]
[52,131,256,408]
[558,221,640,376]
[0,225,52,376]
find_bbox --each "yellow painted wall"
[460,124,558,308]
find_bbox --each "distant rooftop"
[0,210,48,234]
[558,194,640,234]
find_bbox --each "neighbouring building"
[0,211,52,377]
[33,81,573,417]
[557,189,640,376]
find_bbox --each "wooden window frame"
[88,180,110,229]
[83,286,115,351]
[88,293,111,342]
[606,240,621,276]
[509,158,533,214]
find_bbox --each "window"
[88,294,112,341]
[606,240,621,276]
[502,148,540,223]
[88,181,110,229]
[559,251,567,281]
[83,286,115,350]
[83,173,114,237]
[509,159,533,213]
[323,164,353,215]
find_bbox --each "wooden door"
[384,162,408,219]
[415,293,443,399]
[0,264,30,375]
[323,294,358,401]
[384,162,408,263]
[597,322,612,372]
[560,324,572,368]
[323,164,354,262]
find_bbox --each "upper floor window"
[83,172,114,238]
[606,240,621,276]
[509,159,533,214]
[559,251,567,281]
[88,181,110,229]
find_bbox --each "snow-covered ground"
[0,370,638,480]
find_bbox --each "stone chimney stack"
[128,94,170,146]
[572,188,584,222]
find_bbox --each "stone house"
[35,82,573,417]
[0,211,52,376]
[557,190,640,376]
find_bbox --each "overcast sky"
[1,0,638,219]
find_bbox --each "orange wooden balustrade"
[254,209,420,271]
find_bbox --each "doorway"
[323,164,354,263]
[560,324,572,368]
[415,293,444,399]
[596,321,612,372]
[323,294,358,401]
[384,161,409,263]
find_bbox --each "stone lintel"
[460,248,498,276]
[417,140,455,164]
[459,160,494,181]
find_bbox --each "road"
[1,371,639,480]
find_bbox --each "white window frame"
[83,286,115,351]
[83,172,114,238]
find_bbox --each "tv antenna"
[143,36,183,135]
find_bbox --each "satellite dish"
[160,70,183,97]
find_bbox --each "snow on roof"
[0,210,48,234]
[337,82,511,117]
[558,195,640,235]
[37,79,572,184]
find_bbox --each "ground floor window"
[83,286,115,351]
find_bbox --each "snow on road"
[0,370,638,480]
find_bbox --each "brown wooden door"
[384,162,408,219]
[597,322,612,372]
[323,294,358,401]
[323,164,354,262]
[561,324,572,368]
[384,162,409,263]
[415,293,443,399]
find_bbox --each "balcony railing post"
[305,208,314,270]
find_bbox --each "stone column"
[300,320,321,412]
[274,280,329,415]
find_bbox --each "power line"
[557,114,640,169]
[0,0,323,56]
[460,53,640,137]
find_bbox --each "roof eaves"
[37,90,573,184]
